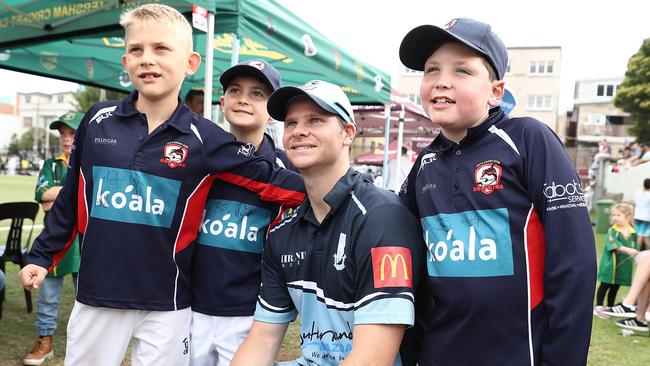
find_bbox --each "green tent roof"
[0,0,390,104]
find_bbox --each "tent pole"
[203,11,215,120]
[381,104,391,189]
[230,35,240,66]
[395,104,405,192]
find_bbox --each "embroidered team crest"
[473,160,504,195]
[237,143,254,157]
[160,141,189,168]
[247,60,266,70]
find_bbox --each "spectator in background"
[635,178,650,251]
[23,111,82,366]
[386,146,412,193]
[185,89,204,115]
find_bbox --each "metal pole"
[381,104,391,189]
[395,104,405,190]
[230,35,240,66]
[203,11,215,120]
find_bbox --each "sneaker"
[601,303,637,318]
[593,306,611,319]
[23,336,53,365]
[615,318,649,332]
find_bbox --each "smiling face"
[220,76,273,133]
[57,125,76,156]
[121,21,200,106]
[611,208,631,227]
[419,42,504,142]
[282,97,355,175]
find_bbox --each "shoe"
[601,303,637,318]
[23,336,53,365]
[593,306,611,319]
[615,318,649,332]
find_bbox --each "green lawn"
[1,175,648,365]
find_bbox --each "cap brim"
[219,65,275,92]
[49,120,79,130]
[399,24,488,71]
[268,87,343,122]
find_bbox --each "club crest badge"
[473,160,504,195]
[160,141,189,168]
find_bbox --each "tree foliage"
[614,37,650,143]
[73,86,127,112]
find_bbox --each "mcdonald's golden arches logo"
[370,246,412,288]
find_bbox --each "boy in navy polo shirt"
[19,4,303,366]
[231,80,425,366]
[190,59,296,366]
[398,18,596,365]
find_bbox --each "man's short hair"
[185,89,204,103]
[644,178,650,190]
[120,4,193,53]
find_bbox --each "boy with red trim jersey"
[398,18,596,365]
[19,4,303,365]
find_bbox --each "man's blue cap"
[219,59,282,92]
[399,18,508,80]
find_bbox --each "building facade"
[566,77,634,172]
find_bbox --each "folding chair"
[0,201,39,318]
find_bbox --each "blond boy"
[19,4,303,365]
[398,18,596,365]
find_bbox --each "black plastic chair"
[0,201,39,318]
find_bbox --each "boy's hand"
[19,264,48,290]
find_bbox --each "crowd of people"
[0,2,642,366]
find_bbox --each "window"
[23,117,33,128]
[505,62,511,74]
[25,95,31,103]
[586,114,605,125]
[407,93,421,106]
[527,95,552,111]
[596,83,618,97]
[57,95,64,103]
[403,66,422,75]
[528,61,554,75]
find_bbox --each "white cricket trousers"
[190,312,253,366]
[65,301,191,366]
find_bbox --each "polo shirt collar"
[294,168,362,226]
[256,133,278,160]
[113,91,196,135]
[426,106,505,153]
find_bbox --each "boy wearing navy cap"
[190,59,296,366]
[398,18,596,365]
[231,80,425,366]
[19,4,304,366]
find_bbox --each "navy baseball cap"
[267,80,355,124]
[219,59,282,92]
[399,18,508,80]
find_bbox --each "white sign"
[192,4,208,32]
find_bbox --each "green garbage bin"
[596,199,616,234]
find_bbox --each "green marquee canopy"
[0,0,390,104]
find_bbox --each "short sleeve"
[254,235,298,324]
[351,202,425,326]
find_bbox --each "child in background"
[595,203,638,316]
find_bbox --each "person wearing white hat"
[231,80,426,366]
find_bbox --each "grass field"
[1,174,649,365]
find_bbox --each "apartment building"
[17,91,77,131]
[566,77,634,170]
